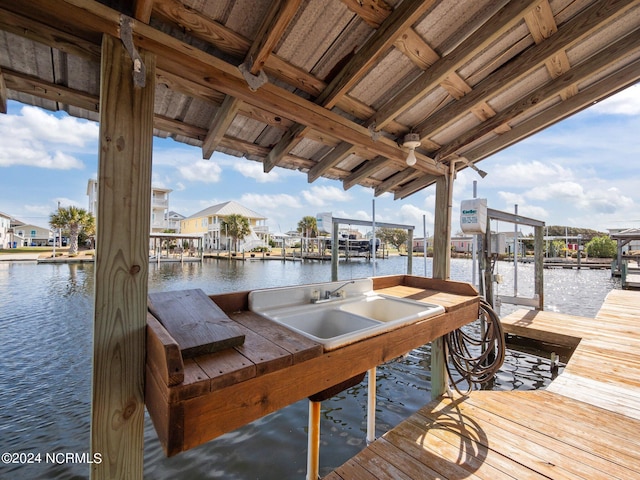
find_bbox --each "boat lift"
[480,208,545,312]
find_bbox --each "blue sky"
[1,83,639,236]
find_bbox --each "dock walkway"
[326,289,640,479]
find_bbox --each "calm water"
[0,257,620,479]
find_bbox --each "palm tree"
[49,206,95,256]
[220,214,251,252]
[297,216,318,253]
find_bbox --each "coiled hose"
[444,299,505,395]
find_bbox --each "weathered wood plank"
[148,289,245,358]
[146,314,184,386]
[230,310,323,363]
[91,35,155,480]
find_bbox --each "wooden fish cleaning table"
[145,275,480,456]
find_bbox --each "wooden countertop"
[145,274,479,456]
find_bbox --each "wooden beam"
[3,69,100,112]
[133,0,154,23]
[92,35,155,480]
[151,0,249,57]
[341,0,392,28]
[435,30,640,159]
[307,142,355,183]
[373,0,540,130]
[463,57,640,165]
[0,7,102,61]
[343,156,390,190]
[317,0,436,109]
[202,95,241,159]
[264,0,436,172]
[374,168,420,197]
[415,0,639,141]
[430,165,455,399]
[0,67,7,114]
[246,0,301,75]
[394,173,438,200]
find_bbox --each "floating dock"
[326,289,640,479]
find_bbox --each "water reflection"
[0,258,617,479]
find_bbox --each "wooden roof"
[1,0,639,199]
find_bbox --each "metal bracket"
[368,123,380,142]
[119,15,146,88]
[239,60,268,91]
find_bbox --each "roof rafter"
[435,28,640,160]
[245,0,301,75]
[343,156,390,190]
[372,0,541,131]
[264,0,438,173]
[397,55,640,199]
[415,0,639,143]
[203,0,301,159]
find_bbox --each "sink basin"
[270,309,380,341]
[250,283,445,351]
[339,295,443,323]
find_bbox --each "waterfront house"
[451,235,474,253]
[0,211,12,249]
[165,211,185,233]
[12,223,51,247]
[180,200,269,252]
[87,179,173,233]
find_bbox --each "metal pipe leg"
[307,400,321,480]
[367,367,376,444]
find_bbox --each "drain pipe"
[307,400,321,480]
[366,367,376,444]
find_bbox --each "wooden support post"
[430,166,455,399]
[91,35,155,480]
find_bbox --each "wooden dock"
[325,289,640,479]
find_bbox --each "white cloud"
[525,181,584,202]
[233,162,280,183]
[0,106,95,169]
[590,84,640,115]
[16,105,98,146]
[177,161,222,183]
[301,185,352,207]
[239,193,299,211]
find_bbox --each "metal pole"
[372,199,376,277]
[366,367,376,444]
[472,181,477,286]
[514,204,518,296]
[423,215,427,276]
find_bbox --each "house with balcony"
[180,201,269,252]
[13,222,51,246]
[0,211,13,248]
[165,211,185,233]
[88,179,173,233]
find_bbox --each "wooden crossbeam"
[373,0,541,130]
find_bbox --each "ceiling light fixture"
[402,132,421,166]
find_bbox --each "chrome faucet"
[312,280,355,303]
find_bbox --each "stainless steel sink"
[249,281,445,351]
